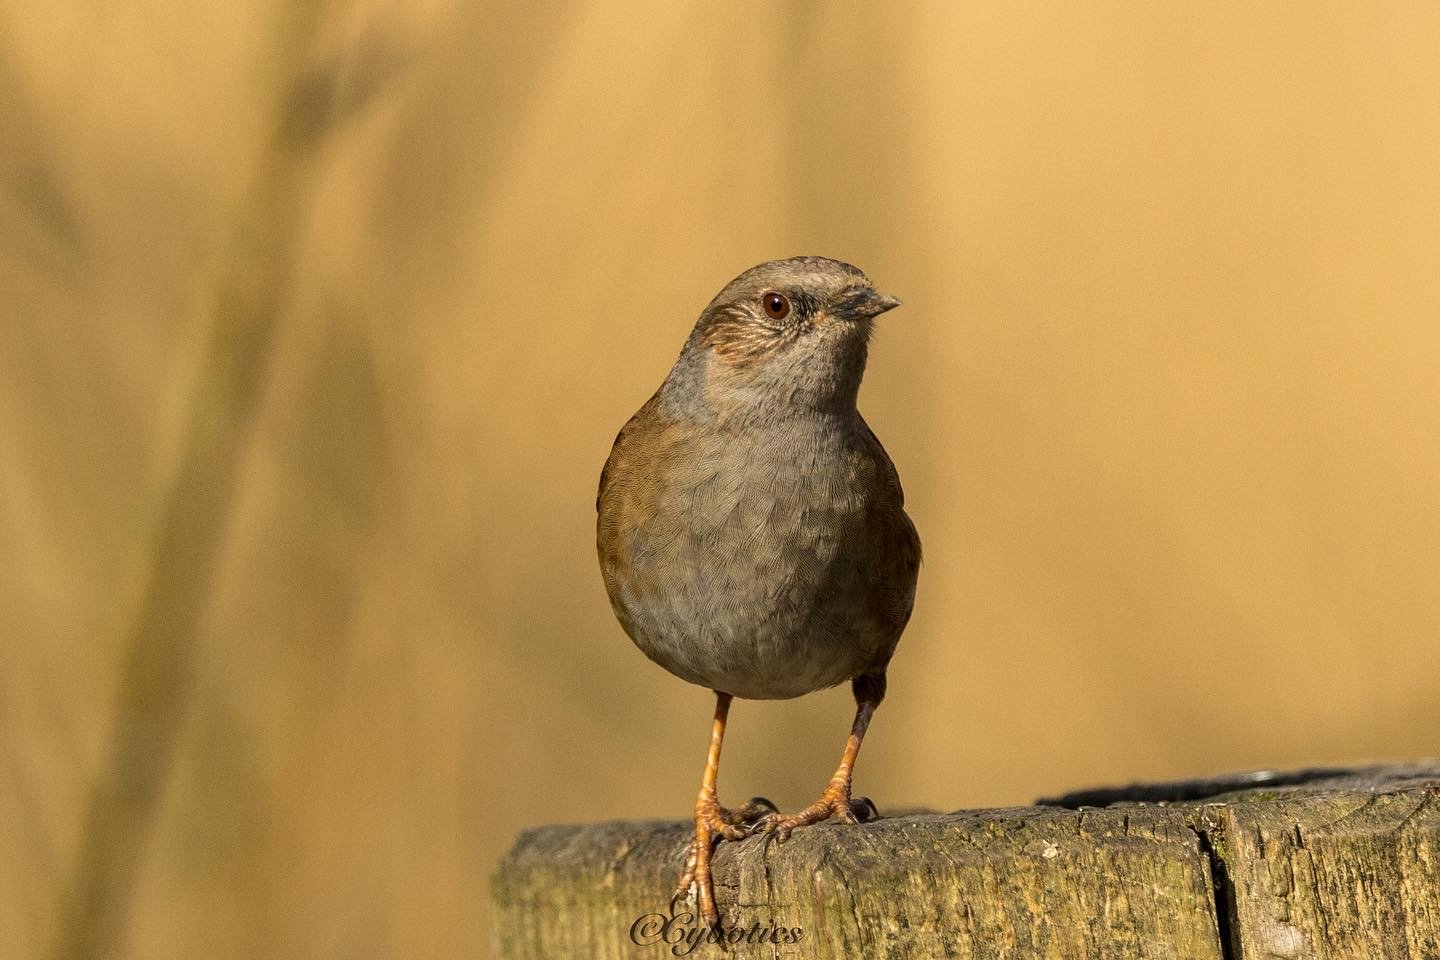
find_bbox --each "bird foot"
[757,786,879,842]
[672,796,777,929]
[718,795,779,828]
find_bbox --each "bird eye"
[761,292,791,320]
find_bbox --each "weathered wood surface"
[492,764,1440,959]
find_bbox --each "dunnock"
[596,256,921,928]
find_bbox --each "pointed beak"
[833,287,902,321]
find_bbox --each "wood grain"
[493,765,1440,959]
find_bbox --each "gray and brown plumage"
[596,256,921,928]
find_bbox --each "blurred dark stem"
[51,5,400,958]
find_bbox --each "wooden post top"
[494,764,1440,959]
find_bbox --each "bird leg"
[672,691,776,929]
[760,674,885,842]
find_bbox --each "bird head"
[675,256,902,416]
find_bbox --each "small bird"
[596,256,921,928]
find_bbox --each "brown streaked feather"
[696,307,792,370]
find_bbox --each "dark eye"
[762,292,791,320]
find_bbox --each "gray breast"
[606,422,901,699]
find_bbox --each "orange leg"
[761,674,885,842]
[673,692,776,929]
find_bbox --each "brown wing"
[597,392,660,514]
[596,392,689,624]
[856,417,922,665]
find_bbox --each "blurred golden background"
[3,2,1439,957]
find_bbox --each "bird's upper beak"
[832,286,903,322]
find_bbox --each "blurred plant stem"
[50,4,399,957]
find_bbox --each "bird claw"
[671,841,700,909]
[670,872,729,950]
[673,834,720,929]
[668,883,696,916]
[729,796,778,836]
[675,794,768,932]
[846,795,880,824]
[736,796,778,823]
[757,790,881,842]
